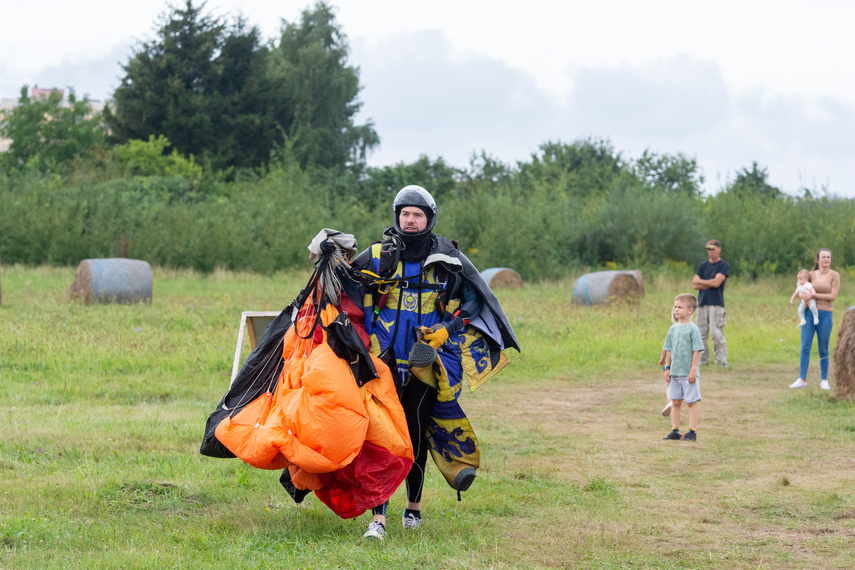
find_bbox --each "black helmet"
[392,185,437,237]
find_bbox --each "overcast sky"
[2,1,854,196]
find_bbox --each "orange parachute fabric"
[214,297,413,518]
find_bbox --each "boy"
[661,294,704,441]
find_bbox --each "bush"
[3,136,855,281]
[112,136,203,182]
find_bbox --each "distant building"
[0,85,105,153]
[0,97,16,153]
[30,86,64,100]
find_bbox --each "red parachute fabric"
[214,297,413,518]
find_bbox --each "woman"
[790,248,840,390]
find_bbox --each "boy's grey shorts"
[667,376,701,404]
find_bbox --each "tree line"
[2,136,853,279]
[1,1,375,175]
[1,2,853,280]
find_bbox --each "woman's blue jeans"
[800,309,833,380]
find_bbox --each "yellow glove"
[422,324,449,349]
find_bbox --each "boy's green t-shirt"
[662,322,704,377]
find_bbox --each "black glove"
[408,341,437,368]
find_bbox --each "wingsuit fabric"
[211,295,414,519]
[352,236,517,492]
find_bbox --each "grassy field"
[1,265,854,569]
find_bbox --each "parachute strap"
[358,269,442,294]
[294,259,330,341]
[399,280,443,291]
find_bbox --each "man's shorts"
[667,376,702,404]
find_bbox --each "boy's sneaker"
[820,380,830,390]
[663,429,681,440]
[682,430,697,441]
[789,378,807,389]
[363,520,386,540]
[799,319,807,327]
[660,401,672,417]
[402,512,422,530]
[814,317,820,325]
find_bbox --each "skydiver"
[351,185,519,540]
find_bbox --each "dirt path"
[462,363,855,568]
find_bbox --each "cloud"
[354,33,740,170]
[0,42,131,102]
[733,93,855,161]
[564,56,731,140]
[720,93,855,193]
[30,43,133,102]
[354,31,557,167]
[354,32,855,196]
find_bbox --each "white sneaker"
[820,380,830,390]
[789,378,807,389]
[661,401,672,417]
[814,317,820,325]
[799,319,806,327]
[363,520,386,540]
[402,512,422,530]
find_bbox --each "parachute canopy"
[200,233,413,518]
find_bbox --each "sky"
[2,0,854,196]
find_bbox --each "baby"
[789,269,819,327]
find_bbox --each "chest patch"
[402,290,418,311]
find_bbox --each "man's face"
[399,206,428,233]
[706,243,721,261]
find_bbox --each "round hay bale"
[481,267,523,290]
[68,258,153,305]
[832,306,855,401]
[572,270,644,306]
[629,269,645,297]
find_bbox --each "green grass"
[1,265,854,568]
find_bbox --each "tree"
[725,162,782,200]
[352,155,461,209]
[106,1,377,174]
[0,86,105,171]
[212,19,277,170]
[106,1,272,171]
[518,138,624,197]
[465,151,513,184]
[269,2,378,169]
[634,149,704,196]
[112,135,202,180]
